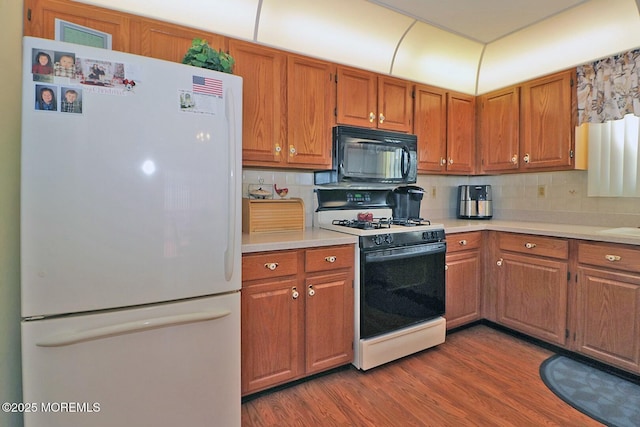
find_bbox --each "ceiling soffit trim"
[389,20,417,75]
[253,0,263,42]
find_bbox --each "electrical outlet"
[537,185,546,198]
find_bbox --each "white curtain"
[585,114,640,197]
[577,49,640,197]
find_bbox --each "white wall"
[0,0,24,426]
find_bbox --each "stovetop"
[314,187,444,241]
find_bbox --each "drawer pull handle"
[525,242,537,249]
[325,256,337,263]
[605,254,621,262]
[264,262,279,271]
[291,287,299,299]
[458,240,467,246]
[496,258,503,267]
[308,285,315,297]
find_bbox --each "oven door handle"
[364,243,446,262]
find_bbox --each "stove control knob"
[422,231,432,240]
[373,235,384,245]
[384,234,393,244]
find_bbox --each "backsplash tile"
[242,169,640,228]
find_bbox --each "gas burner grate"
[391,217,431,227]
[332,218,392,230]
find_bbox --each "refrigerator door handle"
[224,85,238,282]
[35,310,231,347]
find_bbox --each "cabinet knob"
[605,254,621,262]
[445,264,448,271]
[524,242,537,249]
[440,158,447,166]
[379,113,385,124]
[496,258,503,267]
[369,112,375,123]
[458,240,467,246]
[289,145,296,156]
[275,144,282,155]
[511,155,518,164]
[324,256,337,263]
[264,262,279,271]
[291,287,299,299]
[448,158,454,165]
[523,153,530,163]
[308,285,315,297]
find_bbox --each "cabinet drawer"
[498,233,568,259]
[446,231,481,253]
[578,242,640,274]
[305,245,354,273]
[242,251,298,282]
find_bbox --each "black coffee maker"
[390,185,424,220]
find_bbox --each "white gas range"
[315,188,447,370]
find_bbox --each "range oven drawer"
[305,245,354,273]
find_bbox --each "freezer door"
[22,293,240,427]
[21,37,242,317]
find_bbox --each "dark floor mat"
[540,354,640,427]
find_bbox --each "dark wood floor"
[241,325,604,426]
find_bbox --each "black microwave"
[314,126,418,185]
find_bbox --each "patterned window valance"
[577,49,640,125]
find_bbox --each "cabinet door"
[287,54,335,169]
[25,0,131,51]
[414,84,447,173]
[497,252,568,345]
[336,66,377,128]
[479,87,520,173]
[445,249,481,329]
[446,92,476,174]
[575,267,640,373]
[230,40,287,167]
[241,278,303,395]
[137,19,226,62]
[305,272,353,374]
[520,69,574,170]
[377,75,413,132]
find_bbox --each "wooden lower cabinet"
[445,232,481,329]
[495,233,569,346]
[241,245,354,396]
[574,242,640,373]
[304,271,353,373]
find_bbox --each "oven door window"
[361,245,445,339]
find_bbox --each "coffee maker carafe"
[390,185,424,220]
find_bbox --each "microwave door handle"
[401,147,410,179]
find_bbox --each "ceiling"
[368,0,590,43]
[78,0,640,94]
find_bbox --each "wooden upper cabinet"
[286,54,335,169]
[520,69,575,170]
[413,84,447,173]
[136,19,226,62]
[24,0,131,51]
[446,92,476,174]
[229,40,287,167]
[336,66,412,132]
[478,86,520,173]
[377,75,413,132]
[336,66,377,128]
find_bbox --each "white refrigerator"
[21,36,242,427]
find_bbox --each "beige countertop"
[437,219,640,246]
[242,228,358,253]
[242,220,640,253]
